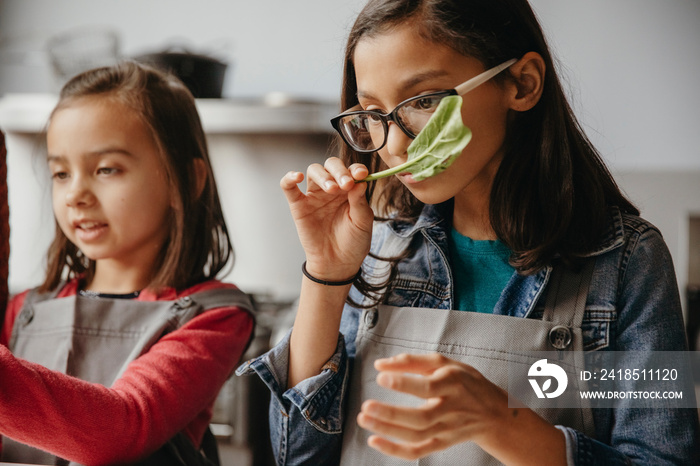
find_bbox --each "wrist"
[302,261,361,286]
[478,406,566,466]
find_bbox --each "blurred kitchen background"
[0,0,699,464]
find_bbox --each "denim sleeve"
[561,224,700,465]
[235,329,349,466]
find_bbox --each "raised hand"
[280,157,374,281]
[357,353,566,465]
[282,157,376,387]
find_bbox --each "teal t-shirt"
[448,228,515,313]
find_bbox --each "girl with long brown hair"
[238,0,699,464]
[0,62,254,465]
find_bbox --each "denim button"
[18,308,33,326]
[364,309,378,329]
[549,325,572,349]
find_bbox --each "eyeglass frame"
[330,58,518,154]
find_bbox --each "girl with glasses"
[239,0,699,464]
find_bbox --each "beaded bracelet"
[302,261,361,286]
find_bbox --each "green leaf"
[361,95,472,182]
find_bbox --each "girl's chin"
[70,244,106,262]
[403,185,455,206]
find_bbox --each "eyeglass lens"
[338,94,445,152]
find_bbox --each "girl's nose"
[385,122,412,159]
[65,178,95,207]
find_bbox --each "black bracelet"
[302,261,361,286]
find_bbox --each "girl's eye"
[411,96,442,111]
[52,171,69,180]
[365,113,383,127]
[97,167,118,175]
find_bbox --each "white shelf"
[0,93,338,135]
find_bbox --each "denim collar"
[387,202,450,238]
[583,206,626,257]
[387,203,626,259]
[385,203,627,318]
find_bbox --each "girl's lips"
[74,221,108,242]
[398,172,420,184]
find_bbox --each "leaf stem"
[357,152,431,182]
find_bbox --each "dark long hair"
[341,0,637,304]
[40,61,233,292]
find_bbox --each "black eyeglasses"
[331,58,517,153]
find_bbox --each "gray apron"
[340,261,596,465]
[2,286,252,465]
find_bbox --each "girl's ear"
[192,157,208,200]
[507,51,545,112]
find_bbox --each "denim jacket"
[237,203,700,465]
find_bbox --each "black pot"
[135,51,228,98]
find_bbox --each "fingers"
[306,162,340,192]
[358,354,510,460]
[367,435,444,461]
[324,157,355,190]
[281,158,369,192]
[360,397,449,431]
[358,410,448,445]
[357,398,477,460]
[348,163,369,181]
[374,352,454,375]
[359,402,465,460]
[300,158,368,192]
[281,160,372,229]
[280,170,305,205]
[375,368,461,400]
[347,180,373,229]
[373,354,483,400]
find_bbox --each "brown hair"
[341,0,638,305]
[40,61,233,292]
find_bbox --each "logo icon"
[528,359,568,398]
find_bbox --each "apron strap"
[180,287,254,315]
[8,284,65,350]
[542,258,595,328]
[179,287,257,362]
[542,259,597,435]
[163,287,255,351]
[24,282,64,305]
[24,284,253,314]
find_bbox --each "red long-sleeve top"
[0,279,254,465]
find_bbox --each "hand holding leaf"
[361,95,472,182]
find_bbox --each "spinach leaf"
[361,95,472,182]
